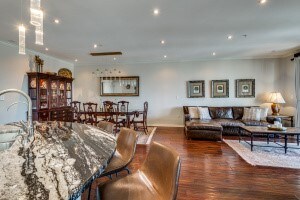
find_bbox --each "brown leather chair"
[97,142,181,200]
[100,128,139,177]
[97,121,114,135]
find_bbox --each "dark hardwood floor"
[84,127,300,200]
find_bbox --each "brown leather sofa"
[183,106,271,140]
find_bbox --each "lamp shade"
[268,92,286,104]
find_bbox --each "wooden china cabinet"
[27,72,74,122]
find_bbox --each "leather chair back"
[116,128,139,164]
[140,142,181,200]
[97,121,114,134]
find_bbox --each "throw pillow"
[259,107,269,121]
[198,107,212,120]
[242,108,261,121]
[188,107,200,119]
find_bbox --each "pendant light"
[35,25,43,45]
[30,8,43,27]
[30,0,41,26]
[19,24,26,55]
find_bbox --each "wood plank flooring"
[83,127,300,200]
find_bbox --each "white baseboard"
[149,123,184,128]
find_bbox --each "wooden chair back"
[83,102,98,125]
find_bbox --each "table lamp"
[267,92,285,116]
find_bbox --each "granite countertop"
[0,121,116,200]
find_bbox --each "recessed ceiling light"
[163,55,167,58]
[75,59,78,62]
[212,52,216,56]
[161,40,165,44]
[227,35,233,40]
[94,44,97,48]
[258,0,267,4]
[45,48,49,51]
[54,19,60,24]
[113,57,117,60]
[153,8,160,16]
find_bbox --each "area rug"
[224,139,300,169]
[115,127,157,145]
[136,127,157,145]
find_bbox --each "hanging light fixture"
[30,8,43,27]
[30,0,42,26]
[19,24,26,55]
[35,22,43,45]
[30,0,40,9]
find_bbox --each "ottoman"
[185,120,223,141]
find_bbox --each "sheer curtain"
[295,57,300,127]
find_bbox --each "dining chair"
[117,101,129,127]
[97,142,181,200]
[132,101,148,134]
[103,101,123,132]
[83,102,98,125]
[70,101,82,123]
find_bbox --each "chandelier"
[19,0,44,55]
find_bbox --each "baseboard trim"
[149,124,184,128]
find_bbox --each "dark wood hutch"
[27,72,74,122]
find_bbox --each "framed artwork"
[236,79,255,98]
[211,80,229,98]
[187,80,205,98]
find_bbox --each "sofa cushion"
[186,120,223,131]
[232,107,244,120]
[242,120,270,126]
[188,107,200,119]
[209,107,233,119]
[213,119,245,127]
[198,107,212,120]
[242,108,261,121]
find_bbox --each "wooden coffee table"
[239,126,300,154]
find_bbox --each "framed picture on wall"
[211,80,229,98]
[187,80,205,98]
[236,79,255,98]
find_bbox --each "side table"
[266,115,294,127]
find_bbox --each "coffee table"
[239,126,300,154]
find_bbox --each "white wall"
[74,58,282,127]
[276,56,297,116]
[0,41,74,124]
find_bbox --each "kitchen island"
[0,121,116,200]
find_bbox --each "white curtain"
[295,57,300,127]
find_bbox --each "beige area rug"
[116,127,157,145]
[224,139,300,169]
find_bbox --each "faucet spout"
[0,89,34,139]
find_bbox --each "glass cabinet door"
[29,77,37,109]
[66,81,72,106]
[50,80,58,108]
[39,79,48,109]
[58,81,66,107]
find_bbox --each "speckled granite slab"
[0,122,116,200]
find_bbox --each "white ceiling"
[1,0,300,66]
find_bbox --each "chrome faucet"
[0,89,34,140]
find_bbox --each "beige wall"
[0,42,74,124]
[74,58,283,126]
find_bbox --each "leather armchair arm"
[184,114,191,122]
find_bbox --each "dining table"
[0,121,116,200]
[78,109,143,128]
